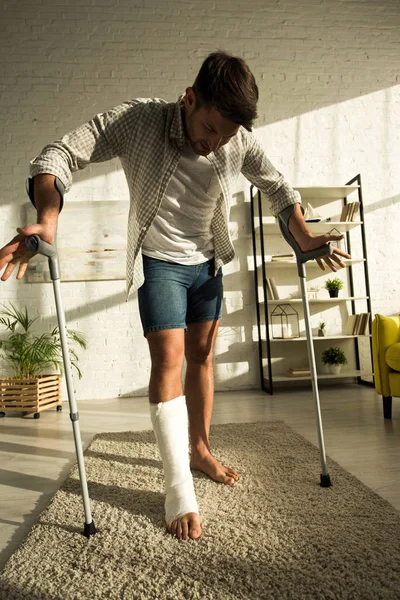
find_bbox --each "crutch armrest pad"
[278,205,333,264]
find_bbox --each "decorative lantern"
[327,227,347,254]
[271,304,300,339]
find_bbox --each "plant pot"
[328,364,341,375]
[328,290,339,298]
[318,328,325,337]
[0,374,62,418]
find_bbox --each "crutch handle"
[25,234,60,280]
[25,234,56,257]
[278,204,333,275]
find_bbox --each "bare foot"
[167,512,202,541]
[190,451,239,486]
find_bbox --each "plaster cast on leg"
[150,395,199,525]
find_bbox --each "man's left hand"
[287,203,351,272]
[298,232,351,272]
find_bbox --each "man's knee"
[185,320,219,365]
[147,329,185,371]
[185,340,214,365]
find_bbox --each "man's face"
[183,87,240,156]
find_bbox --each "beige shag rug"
[1,421,400,600]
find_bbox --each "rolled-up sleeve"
[29,100,141,193]
[241,131,301,216]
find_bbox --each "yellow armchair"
[372,314,400,419]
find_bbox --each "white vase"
[328,364,341,374]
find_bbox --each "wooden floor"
[0,383,399,571]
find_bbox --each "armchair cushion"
[385,343,400,372]
[372,314,400,397]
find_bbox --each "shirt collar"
[170,94,187,148]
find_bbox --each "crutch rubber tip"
[83,521,97,538]
[320,474,332,488]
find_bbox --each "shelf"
[272,370,371,382]
[251,176,372,395]
[292,186,360,199]
[265,296,368,304]
[264,258,365,268]
[269,335,371,343]
[257,221,362,234]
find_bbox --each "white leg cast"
[150,395,199,526]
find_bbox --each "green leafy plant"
[318,321,326,331]
[321,346,348,366]
[324,278,344,293]
[0,303,87,379]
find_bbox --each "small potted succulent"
[324,277,344,298]
[318,321,326,337]
[321,346,348,374]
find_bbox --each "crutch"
[25,233,97,536]
[278,206,333,487]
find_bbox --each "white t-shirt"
[142,140,221,264]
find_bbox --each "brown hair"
[192,51,259,131]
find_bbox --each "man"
[0,51,350,542]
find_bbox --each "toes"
[227,466,239,476]
[224,475,236,486]
[181,519,189,541]
[168,520,177,534]
[190,525,202,540]
[227,469,239,480]
[224,469,239,485]
[168,515,202,540]
[189,517,202,540]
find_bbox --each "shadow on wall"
[213,191,260,389]
[363,193,400,214]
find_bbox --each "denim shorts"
[138,255,223,336]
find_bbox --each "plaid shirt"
[29,95,301,296]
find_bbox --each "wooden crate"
[0,375,62,416]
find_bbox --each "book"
[271,253,295,262]
[344,313,370,335]
[344,202,361,222]
[351,202,360,221]
[346,204,354,221]
[266,278,274,300]
[287,367,310,377]
[344,315,358,335]
[269,277,279,299]
[360,312,370,335]
[353,314,363,335]
[340,204,351,222]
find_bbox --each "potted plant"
[0,303,87,419]
[324,277,344,298]
[318,321,326,337]
[321,346,348,374]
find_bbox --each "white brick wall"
[0,0,399,399]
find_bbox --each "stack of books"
[287,367,311,377]
[344,313,370,335]
[271,253,295,262]
[266,277,279,300]
[340,202,360,222]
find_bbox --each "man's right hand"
[0,224,56,281]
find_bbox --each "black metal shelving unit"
[250,174,374,394]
